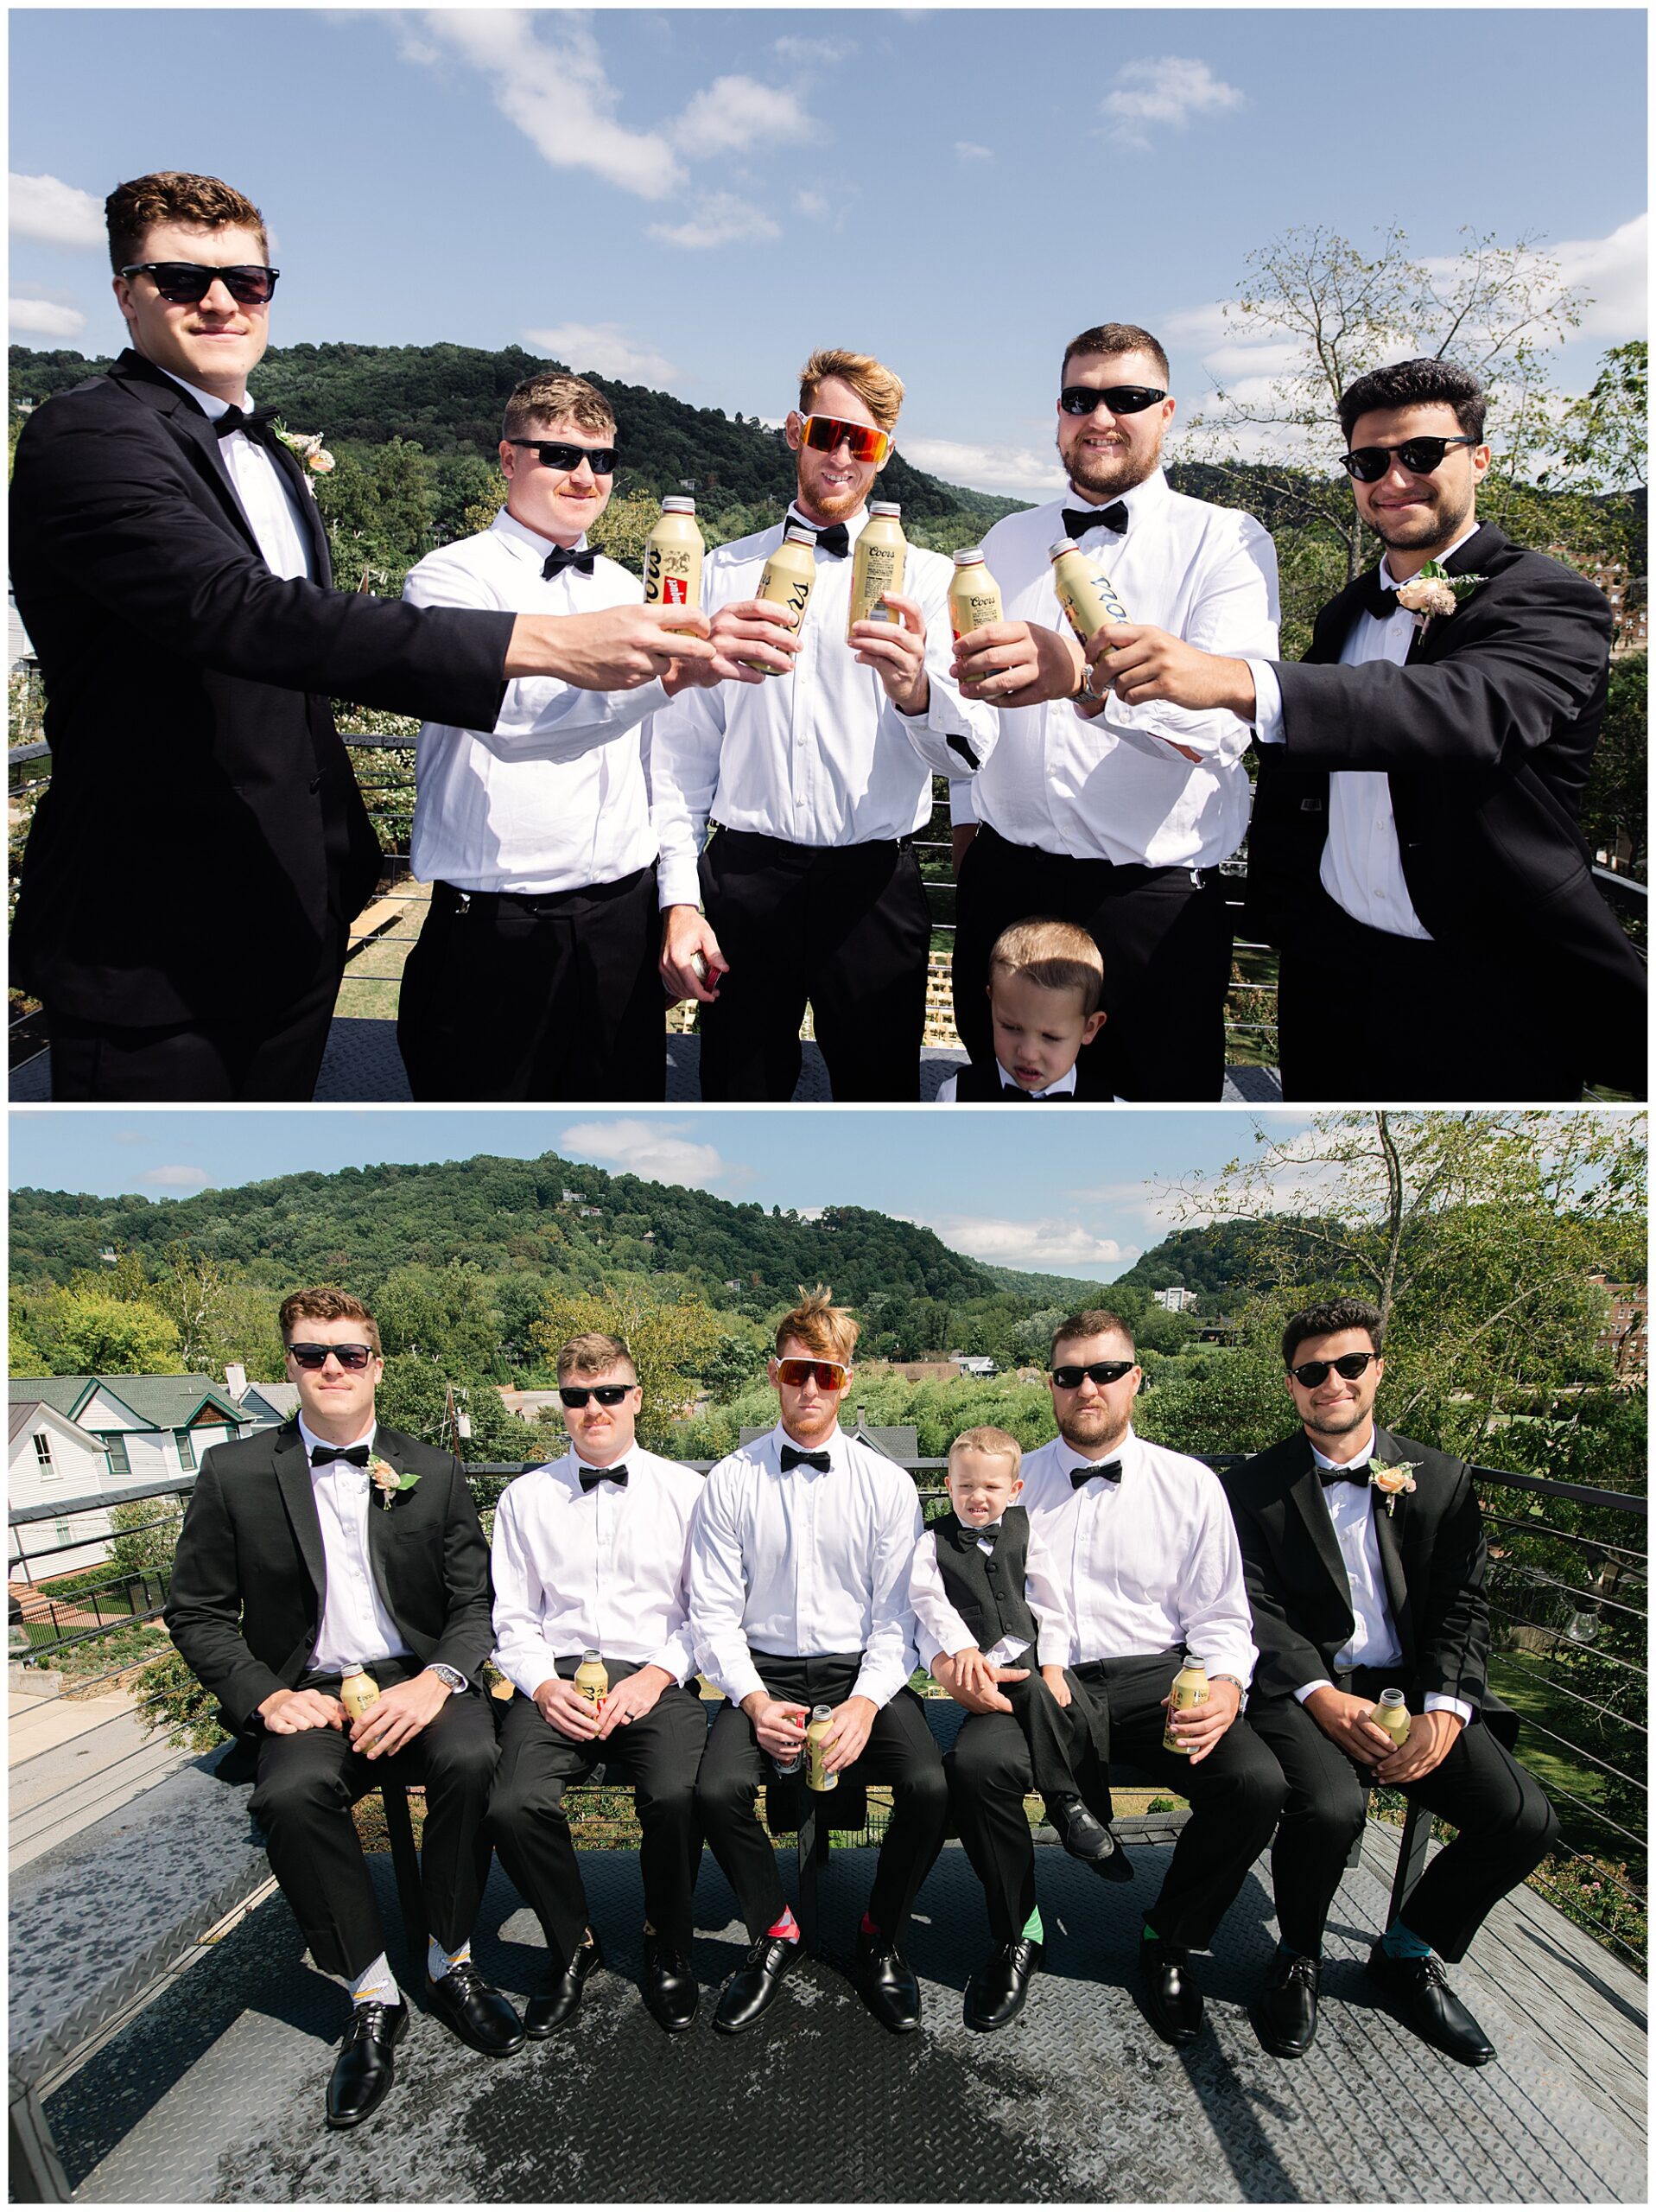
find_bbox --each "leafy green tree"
[1580,652,1646,877]
[531,1277,731,1446]
[374,1353,527,1460]
[588,488,661,572]
[374,1261,504,1374]
[25,1287,183,1376]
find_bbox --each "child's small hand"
[953,1647,999,1701]
[1040,1663,1072,1709]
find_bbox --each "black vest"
[950,1061,1075,1102]
[933,1506,1040,1649]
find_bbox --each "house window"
[54,1520,73,1546]
[32,1433,57,1478]
[174,1429,197,1471]
[103,1433,130,1479]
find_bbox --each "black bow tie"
[214,403,280,444]
[310,1443,370,1467]
[1355,570,1400,621]
[1320,1460,1372,1488]
[1062,502,1128,541]
[578,1463,628,1491]
[1001,1084,1071,1100]
[1070,1460,1123,1489]
[780,1445,832,1473]
[542,547,598,581]
[789,517,850,559]
[974,1522,1003,1540]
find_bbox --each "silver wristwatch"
[426,1662,467,1691]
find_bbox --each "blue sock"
[1380,1918,1431,1960]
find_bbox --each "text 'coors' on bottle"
[847,501,906,639]
[1162,1656,1209,1754]
[642,497,704,633]
[1049,537,1130,645]
[742,524,816,673]
[949,547,1004,646]
[574,1649,609,1707]
[806,1703,839,1791]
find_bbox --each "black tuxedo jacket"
[1222,1424,1516,1746]
[1246,524,1644,1085]
[9,349,516,1026]
[163,1419,493,1738]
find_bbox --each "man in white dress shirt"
[653,347,997,1100]
[487,1332,710,2036]
[397,371,777,1103]
[947,1309,1285,2045]
[949,322,1278,1100]
[688,1289,949,2033]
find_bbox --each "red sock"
[766,1908,800,1942]
[860,1911,880,1936]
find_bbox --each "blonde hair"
[988,918,1105,1018]
[774,1284,860,1364]
[798,347,904,434]
[555,1332,637,1383]
[948,1427,1023,1478]
[503,372,616,442]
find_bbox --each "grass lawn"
[1488,1652,1642,1868]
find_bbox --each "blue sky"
[10,9,1646,494]
[7,1108,1319,1277]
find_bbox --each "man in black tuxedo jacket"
[1078,354,1644,1103]
[10,170,722,1103]
[1223,1298,1558,2067]
[164,1287,523,2128]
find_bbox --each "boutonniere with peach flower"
[275,424,335,494]
[1369,1458,1420,1517]
[1394,559,1486,640]
[369,1455,419,1510]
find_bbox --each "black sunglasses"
[288,1341,375,1371]
[505,438,617,475]
[558,1383,634,1408]
[1339,435,1478,483]
[1059,385,1167,417]
[1050,1359,1136,1389]
[122,261,279,306]
[1288,1351,1379,1387]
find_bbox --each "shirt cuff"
[657,855,704,910]
[499,1640,564,1700]
[1245,657,1285,743]
[1294,1676,1335,1704]
[1424,1693,1474,1726]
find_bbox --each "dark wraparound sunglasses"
[1059,385,1168,416]
[1050,1359,1136,1389]
[122,262,279,305]
[1289,1351,1380,1387]
[505,438,618,474]
[1339,435,1479,483]
[558,1383,634,1408]
[776,1357,849,1389]
[288,1341,375,1370]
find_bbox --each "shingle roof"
[7,1374,244,1429]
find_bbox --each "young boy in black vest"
[934,920,1106,1101]
[910,1427,1128,1872]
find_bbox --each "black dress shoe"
[428,1961,526,2055]
[327,1997,409,2129]
[1140,1936,1204,2046]
[1050,1800,1136,1881]
[963,1938,1042,2031]
[712,1934,800,2034]
[854,1931,922,2034]
[642,1932,698,2033]
[1366,1942,1496,2065]
[525,1930,604,2038]
[1253,1950,1319,2057]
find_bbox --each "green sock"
[1142,1922,1158,1943]
[1020,1906,1044,1942]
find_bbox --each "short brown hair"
[555,1331,638,1383]
[1062,321,1170,386]
[279,1287,381,1356]
[774,1284,860,1365]
[948,1426,1022,1478]
[503,372,616,443]
[988,918,1104,1017]
[1050,1307,1136,1364]
[797,348,904,434]
[106,172,268,275]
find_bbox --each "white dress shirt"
[1295,1427,1472,1725]
[161,367,314,582]
[300,1415,406,1676]
[968,473,1279,870]
[402,509,665,893]
[1018,1427,1257,1684]
[688,1421,923,1710]
[907,1518,1061,1670]
[1247,523,1482,940]
[489,1444,702,1694]
[934,1060,1078,1103]
[648,506,998,909]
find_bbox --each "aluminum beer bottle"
[1162,1656,1209,1754]
[339,1665,380,1722]
[847,501,906,639]
[574,1649,609,1707]
[1049,536,1130,645]
[1371,1687,1412,1748]
[742,524,817,672]
[949,547,1004,647]
[642,496,704,632]
[805,1703,839,1791]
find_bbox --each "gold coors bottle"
[1048,536,1130,646]
[642,497,704,633]
[574,1649,609,1707]
[847,501,906,639]
[339,1664,380,1723]
[741,524,818,673]
[1162,1656,1209,1754]
[805,1704,839,1791]
[949,547,1004,647]
[1370,1687,1412,1748]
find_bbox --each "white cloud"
[141,1165,213,1190]
[916,1212,1136,1270]
[1553,213,1646,341]
[773,34,856,65]
[524,321,679,385]
[1103,57,1245,150]
[647,194,780,251]
[899,435,1063,496]
[558,1118,731,1188]
[955,141,993,162]
[670,75,814,159]
[10,298,86,339]
[10,172,104,248]
[794,189,830,221]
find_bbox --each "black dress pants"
[487,1662,708,1968]
[949,1648,1285,1948]
[1247,1681,1559,1962]
[248,1663,500,1981]
[397,866,665,1103]
[695,1655,949,1941]
[1005,1669,1106,1809]
[46,958,343,1103]
[696,829,931,1101]
[952,824,1234,1101]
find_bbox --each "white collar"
[155,365,248,421]
[1064,1422,1138,1471]
[298,1413,378,1466]
[771,1421,843,1463]
[568,1444,634,1477]
[1308,1424,1377,1472]
[994,1056,1078,1099]
[492,505,589,563]
[1059,467,1169,524]
[1378,523,1481,592]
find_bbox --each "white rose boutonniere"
[1368,1458,1420,1517]
[275,424,335,493]
[1394,558,1486,640]
[369,1454,419,1510]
